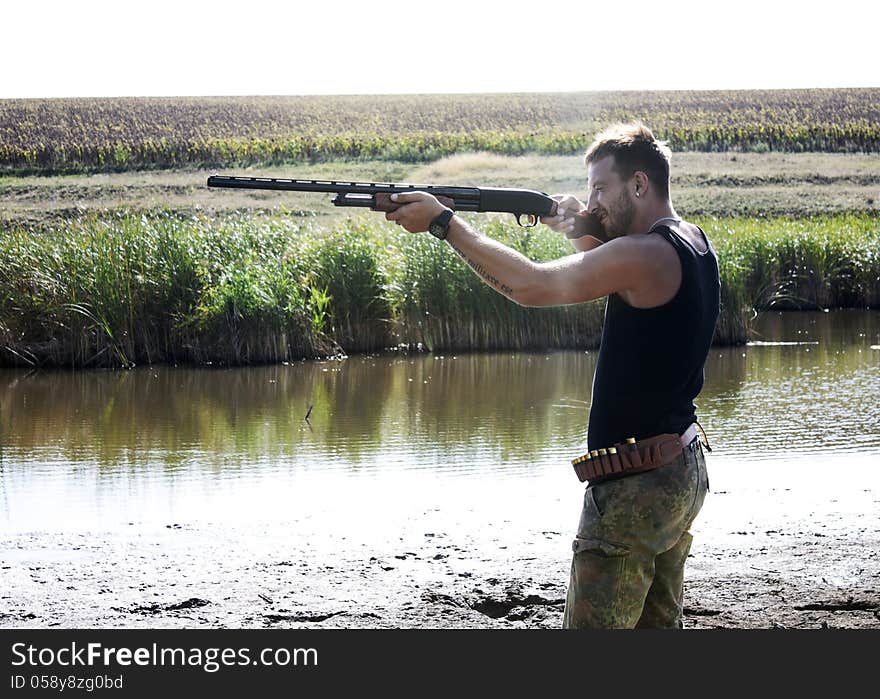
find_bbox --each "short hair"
[584,122,672,197]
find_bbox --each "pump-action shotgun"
[207,175,561,228]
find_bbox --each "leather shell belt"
[571,423,704,484]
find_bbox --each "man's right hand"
[540,194,587,236]
[541,194,605,251]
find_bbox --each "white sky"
[3,0,877,98]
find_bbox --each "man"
[384,122,719,629]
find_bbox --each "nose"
[586,189,599,213]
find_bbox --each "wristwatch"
[428,209,454,240]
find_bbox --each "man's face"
[586,156,636,238]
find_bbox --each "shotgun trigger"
[516,213,538,228]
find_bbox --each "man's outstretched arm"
[385,191,646,308]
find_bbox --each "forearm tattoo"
[449,241,514,297]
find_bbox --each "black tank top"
[587,222,720,450]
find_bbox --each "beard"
[596,189,636,239]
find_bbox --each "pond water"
[2,310,878,537]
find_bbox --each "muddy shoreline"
[3,495,878,630]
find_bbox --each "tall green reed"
[702,214,880,312]
[0,213,322,366]
[2,212,877,367]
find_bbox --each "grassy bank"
[4,152,878,228]
[1,212,877,367]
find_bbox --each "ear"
[632,171,649,199]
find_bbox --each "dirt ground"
[2,486,878,630]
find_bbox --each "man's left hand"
[385,192,448,233]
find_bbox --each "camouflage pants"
[563,439,709,629]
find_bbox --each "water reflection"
[0,353,600,475]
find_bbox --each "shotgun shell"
[597,448,609,474]
[607,446,622,472]
[626,437,642,468]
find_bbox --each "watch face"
[428,211,452,239]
